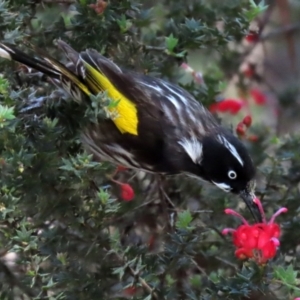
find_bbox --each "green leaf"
[0,105,15,123]
[117,14,132,33]
[190,274,202,287]
[244,0,268,21]
[165,34,178,51]
[274,265,298,286]
[172,50,187,58]
[98,188,110,205]
[0,76,9,96]
[112,266,126,280]
[176,210,194,230]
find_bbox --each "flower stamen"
[224,209,249,225]
[253,197,266,223]
[269,207,288,224]
[222,228,235,235]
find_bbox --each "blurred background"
[0,0,300,299]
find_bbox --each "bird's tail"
[0,42,91,101]
[0,41,139,136]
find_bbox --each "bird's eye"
[228,170,237,179]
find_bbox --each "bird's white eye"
[228,170,237,179]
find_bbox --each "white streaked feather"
[217,135,244,166]
[166,94,181,110]
[162,82,188,105]
[162,103,176,123]
[0,47,12,60]
[138,81,163,93]
[178,136,203,164]
[106,144,154,170]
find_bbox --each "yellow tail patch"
[84,63,138,136]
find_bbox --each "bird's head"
[182,130,261,222]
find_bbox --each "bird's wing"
[58,42,212,139]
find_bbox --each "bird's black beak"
[240,183,262,223]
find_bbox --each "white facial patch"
[218,135,244,166]
[0,46,12,60]
[212,181,231,192]
[178,137,203,164]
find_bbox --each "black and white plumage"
[0,40,260,221]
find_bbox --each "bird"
[0,40,261,221]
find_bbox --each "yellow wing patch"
[84,62,138,136]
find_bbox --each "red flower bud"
[242,62,256,79]
[245,31,259,43]
[242,115,252,127]
[243,68,255,78]
[123,286,137,296]
[148,234,156,251]
[236,122,246,136]
[120,183,135,201]
[248,135,258,142]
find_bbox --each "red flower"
[222,197,287,264]
[247,135,259,142]
[209,98,245,115]
[250,88,267,105]
[123,286,138,296]
[236,122,246,136]
[242,115,252,127]
[110,178,135,201]
[116,165,127,172]
[245,31,259,43]
[243,64,256,78]
[89,0,108,14]
[120,183,135,201]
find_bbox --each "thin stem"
[190,258,207,276]
[112,251,160,299]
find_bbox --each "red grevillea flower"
[250,88,267,105]
[209,98,245,115]
[120,183,135,201]
[222,197,287,264]
[110,178,135,201]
